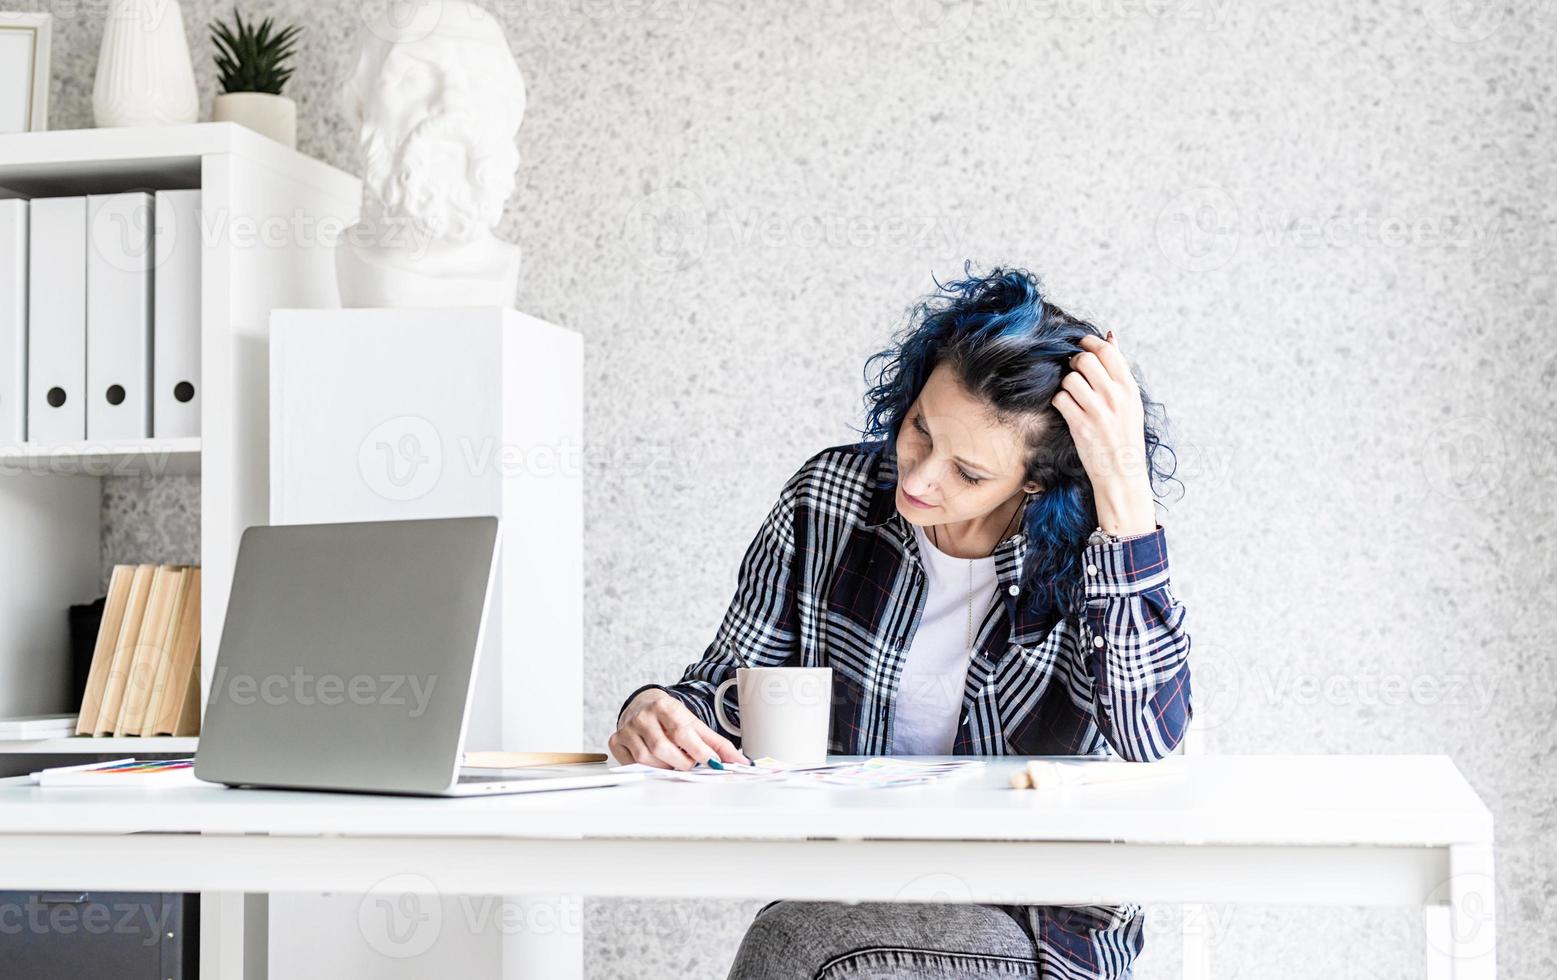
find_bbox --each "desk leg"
[1180,904,1211,980]
[1424,905,1451,980]
[501,892,582,978]
[201,891,269,979]
[1424,844,1495,980]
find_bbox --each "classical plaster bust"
[336,1,526,308]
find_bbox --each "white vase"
[92,0,199,127]
[213,92,297,148]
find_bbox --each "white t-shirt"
[888,521,999,755]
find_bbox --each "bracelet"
[1089,524,1158,546]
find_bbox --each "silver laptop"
[195,516,639,797]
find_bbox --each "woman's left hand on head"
[1049,330,1157,536]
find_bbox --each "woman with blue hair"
[610,264,1193,978]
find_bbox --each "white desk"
[0,754,1494,979]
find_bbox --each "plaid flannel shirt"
[618,440,1193,978]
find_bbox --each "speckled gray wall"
[29,0,1552,976]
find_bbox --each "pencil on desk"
[1010,758,1184,790]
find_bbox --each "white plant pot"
[93,0,199,127]
[212,92,297,148]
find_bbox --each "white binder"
[86,192,153,441]
[26,196,86,443]
[0,200,24,446]
[153,189,200,439]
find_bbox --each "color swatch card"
[32,757,199,788]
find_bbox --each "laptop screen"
[194,516,500,794]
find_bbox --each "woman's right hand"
[609,688,750,770]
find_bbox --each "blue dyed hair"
[854,263,1181,622]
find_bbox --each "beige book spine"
[93,564,158,737]
[75,565,134,736]
[150,568,202,736]
[114,565,184,736]
[142,565,194,734]
[169,638,201,736]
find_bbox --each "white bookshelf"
[0,123,360,752]
[0,437,201,476]
[0,735,198,754]
[1,122,361,980]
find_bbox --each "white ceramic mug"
[714,666,832,765]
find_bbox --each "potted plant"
[209,9,301,147]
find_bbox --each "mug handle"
[714,677,741,736]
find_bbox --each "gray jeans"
[726,900,1040,979]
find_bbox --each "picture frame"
[0,12,51,134]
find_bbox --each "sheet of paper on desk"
[609,761,793,782]
[610,758,988,788]
[782,758,988,789]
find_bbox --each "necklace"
[929,496,1028,655]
